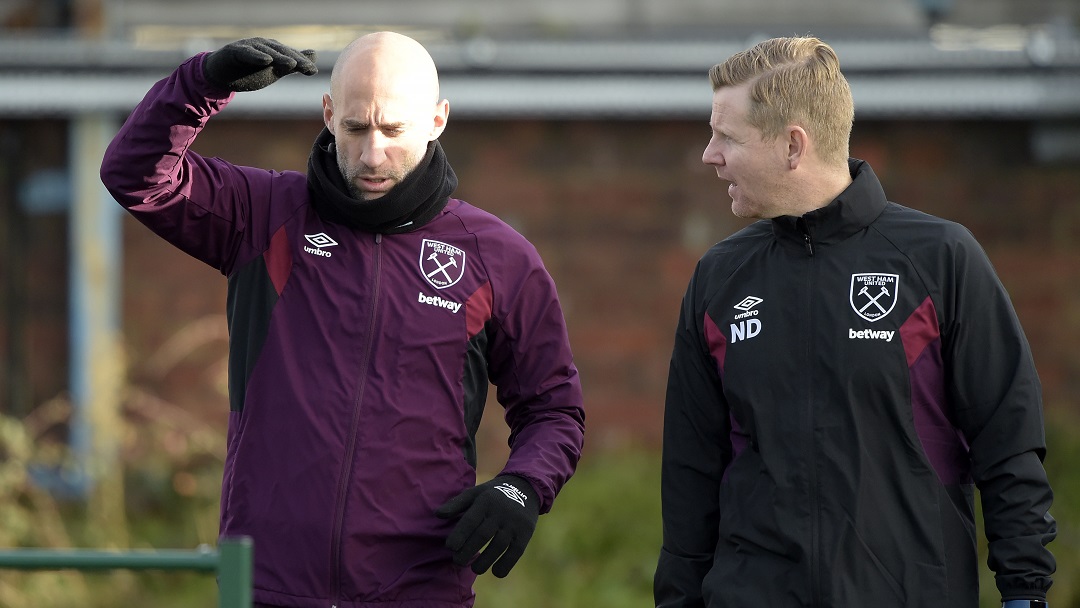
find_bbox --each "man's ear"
[787,125,809,170]
[430,99,449,140]
[322,93,335,133]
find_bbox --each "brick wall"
[5,117,1078,452]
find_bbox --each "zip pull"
[796,217,814,256]
[375,233,382,244]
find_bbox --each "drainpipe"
[23,113,129,535]
[69,111,125,494]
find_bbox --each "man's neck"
[789,164,854,217]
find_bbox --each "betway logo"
[849,328,895,342]
[418,292,462,314]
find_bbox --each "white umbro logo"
[733,296,763,311]
[305,233,338,248]
[494,483,527,507]
[731,295,763,343]
[303,233,338,258]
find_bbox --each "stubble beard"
[337,149,419,202]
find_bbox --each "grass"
[473,446,661,607]
[1,406,1078,607]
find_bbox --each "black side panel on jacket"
[461,326,491,468]
[226,255,278,413]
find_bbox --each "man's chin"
[348,187,388,202]
[730,200,762,220]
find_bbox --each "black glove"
[435,474,540,578]
[203,37,318,92]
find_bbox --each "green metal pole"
[0,547,219,571]
[0,539,252,605]
[217,537,253,608]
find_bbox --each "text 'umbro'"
[303,246,331,258]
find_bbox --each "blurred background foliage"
[1,397,1077,607]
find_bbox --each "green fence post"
[0,539,253,606]
[217,536,253,608]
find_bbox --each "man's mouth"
[360,176,391,189]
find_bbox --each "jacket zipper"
[329,232,383,607]
[798,219,822,606]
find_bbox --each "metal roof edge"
[2,32,1078,71]
[2,71,1078,119]
[1,33,1077,118]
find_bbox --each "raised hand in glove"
[435,475,540,578]
[203,37,318,92]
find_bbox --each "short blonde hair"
[709,37,854,166]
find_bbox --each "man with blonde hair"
[655,36,1055,608]
[101,32,585,608]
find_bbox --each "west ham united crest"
[419,239,466,289]
[850,273,899,322]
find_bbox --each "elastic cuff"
[1002,599,1047,608]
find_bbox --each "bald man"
[101,34,585,608]
[324,33,448,202]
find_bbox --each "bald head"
[330,31,440,104]
[321,32,449,201]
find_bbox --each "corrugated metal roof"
[1,33,1077,118]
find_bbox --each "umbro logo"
[731,295,763,343]
[494,483,527,507]
[733,296,762,312]
[733,296,762,320]
[304,232,338,258]
[305,233,338,248]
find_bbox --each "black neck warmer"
[306,127,458,234]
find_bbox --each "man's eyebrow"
[340,118,409,130]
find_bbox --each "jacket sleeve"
[99,53,274,276]
[654,265,730,608]
[487,239,585,514]
[941,227,1056,599]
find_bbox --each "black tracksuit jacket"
[655,160,1056,607]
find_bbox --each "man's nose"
[702,143,723,167]
[360,132,389,167]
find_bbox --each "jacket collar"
[306,128,458,234]
[770,159,889,250]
